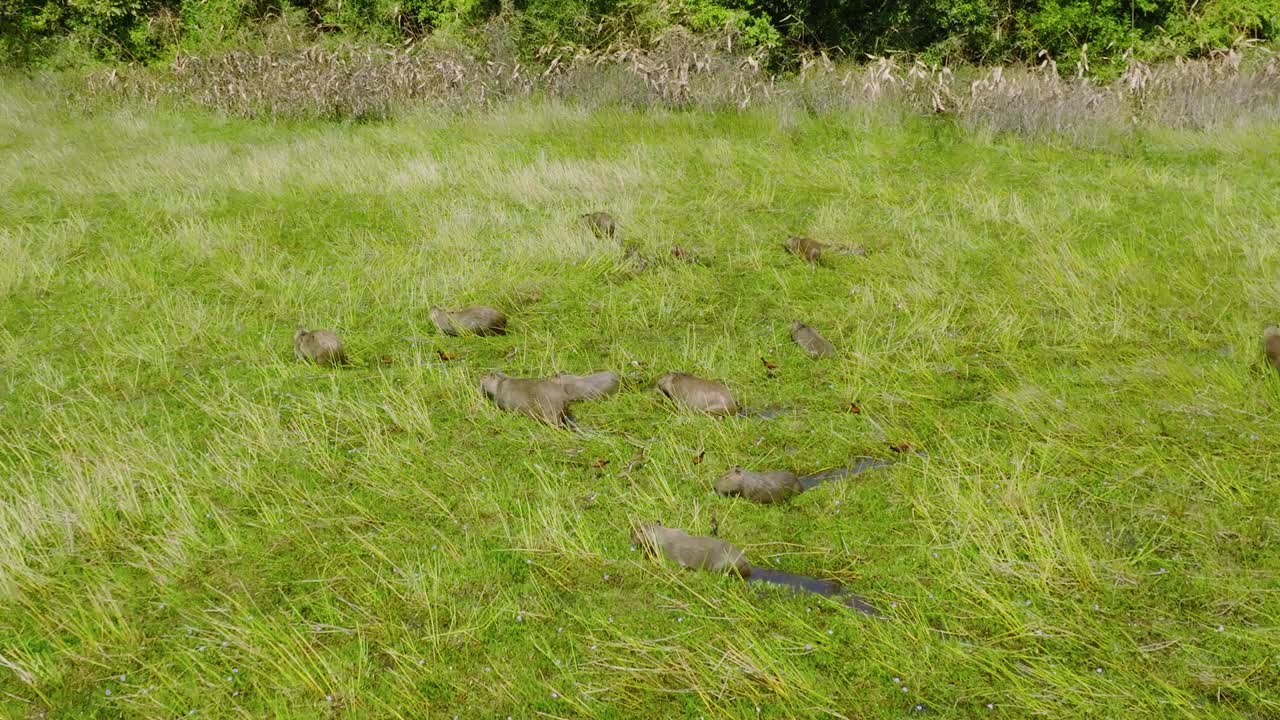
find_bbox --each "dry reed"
[82,30,1280,138]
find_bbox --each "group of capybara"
[298,213,1280,615]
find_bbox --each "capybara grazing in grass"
[632,523,880,615]
[553,371,620,401]
[631,523,749,576]
[1265,325,1280,371]
[790,321,836,358]
[714,458,894,504]
[480,372,576,427]
[656,372,738,416]
[714,467,803,504]
[430,306,508,336]
[294,326,348,367]
[582,212,619,240]
[785,236,824,264]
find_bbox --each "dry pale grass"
[78,31,1280,141]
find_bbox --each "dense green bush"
[0,0,1275,69]
[1166,0,1279,53]
[0,0,176,62]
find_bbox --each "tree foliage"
[1,0,1276,68]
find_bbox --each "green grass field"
[2,80,1279,718]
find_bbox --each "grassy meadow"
[1,79,1279,718]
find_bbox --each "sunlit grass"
[1,79,1278,718]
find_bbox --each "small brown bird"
[790,321,836,358]
[655,372,738,416]
[1265,325,1280,371]
[294,326,348,367]
[784,236,824,264]
[582,212,619,240]
[430,306,508,336]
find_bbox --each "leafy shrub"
[1,0,183,63]
[400,0,500,34]
[178,0,255,48]
[1167,0,1279,53]
[2,0,1278,70]
[675,0,780,50]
